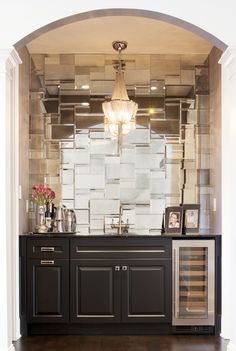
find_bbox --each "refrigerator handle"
[173,247,180,319]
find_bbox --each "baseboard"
[228,342,236,351]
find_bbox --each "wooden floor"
[14,335,228,351]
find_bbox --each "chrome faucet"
[111,206,129,235]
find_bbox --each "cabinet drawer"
[70,237,171,259]
[27,238,69,259]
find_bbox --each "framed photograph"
[182,204,200,234]
[165,206,183,234]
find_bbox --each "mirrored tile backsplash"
[29,53,211,234]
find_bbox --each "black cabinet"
[70,259,121,323]
[26,238,69,324]
[27,259,69,323]
[20,234,220,335]
[69,237,171,324]
[122,259,171,323]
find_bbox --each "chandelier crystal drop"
[102,41,138,152]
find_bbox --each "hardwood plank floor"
[14,335,228,351]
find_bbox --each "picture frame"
[182,204,200,234]
[165,206,183,234]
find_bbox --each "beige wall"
[209,47,222,234]
[18,46,30,233]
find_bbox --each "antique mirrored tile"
[75,174,105,189]
[151,178,166,195]
[150,199,165,214]
[75,210,89,225]
[183,188,196,203]
[90,131,105,139]
[135,154,164,169]
[196,94,209,110]
[150,214,163,229]
[199,210,210,229]
[198,170,210,185]
[75,193,89,209]
[150,170,165,179]
[124,129,150,144]
[76,225,89,234]
[90,219,104,230]
[105,183,120,199]
[90,157,105,174]
[90,199,120,215]
[105,156,120,164]
[136,146,150,154]
[135,205,150,214]
[75,165,89,174]
[166,144,183,160]
[136,173,150,189]
[29,151,44,159]
[75,133,89,147]
[150,139,165,153]
[120,189,150,205]
[185,143,196,159]
[44,175,60,185]
[185,126,195,141]
[106,164,135,180]
[166,163,181,180]
[120,148,136,164]
[165,195,181,207]
[183,160,196,169]
[90,139,117,155]
[29,135,44,150]
[62,184,74,199]
[61,169,74,185]
[187,109,197,124]
[62,148,89,164]
[196,153,210,169]
[199,194,211,210]
[120,180,136,189]
[60,141,74,149]
[196,134,210,152]
[90,190,105,199]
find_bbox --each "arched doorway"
[2,7,230,351]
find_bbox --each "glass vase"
[35,205,47,233]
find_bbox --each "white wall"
[0,1,236,351]
[0,0,234,49]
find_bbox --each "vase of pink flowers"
[32,184,56,233]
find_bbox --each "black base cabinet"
[70,259,121,323]
[70,258,171,324]
[19,234,220,336]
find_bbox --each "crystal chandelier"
[102,41,138,152]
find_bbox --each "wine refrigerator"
[172,240,215,326]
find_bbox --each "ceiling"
[27,16,213,56]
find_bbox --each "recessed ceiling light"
[81,102,89,107]
[150,86,157,91]
[57,84,60,88]
[74,85,78,89]
[163,86,166,90]
[81,84,90,90]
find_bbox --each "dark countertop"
[20,232,221,239]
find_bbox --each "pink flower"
[32,183,56,206]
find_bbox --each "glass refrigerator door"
[173,240,215,325]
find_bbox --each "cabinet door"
[70,259,121,323]
[27,259,69,323]
[121,259,171,323]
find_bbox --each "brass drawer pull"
[40,260,55,265]
[40,247,55,252]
